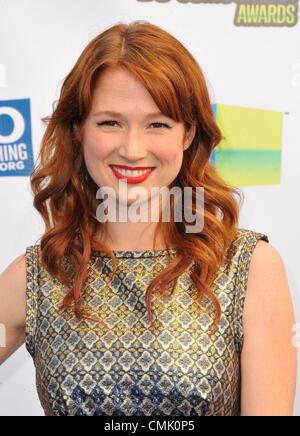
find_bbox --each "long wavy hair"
[31,21,243,333]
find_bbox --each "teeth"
[112,167,153,177]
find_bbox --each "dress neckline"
[91,247,178,258]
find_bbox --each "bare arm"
[241,241,297,416]
[0,254,27,366]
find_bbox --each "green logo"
[234,0,299,26]
[137,0,299,27]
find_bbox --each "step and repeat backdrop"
[0,0,299,416]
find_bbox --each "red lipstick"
[110,165,155,184]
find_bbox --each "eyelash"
[97,121,171,129]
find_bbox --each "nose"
[118,127,147,162]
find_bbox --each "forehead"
[93,67,148,97]
[91,67,159,112]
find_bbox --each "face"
[79,66,196,210]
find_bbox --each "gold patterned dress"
[25,228,269,416]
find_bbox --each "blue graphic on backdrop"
[0,99,34,176]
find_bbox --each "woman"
[0,21,296,416]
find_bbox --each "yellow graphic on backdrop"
[214,105,283,187]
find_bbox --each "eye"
[96,121,171,129]
[97,120,118,127]
[150,122,171,129]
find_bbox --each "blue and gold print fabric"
[25,228,269,416]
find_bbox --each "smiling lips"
[110,165,155,184]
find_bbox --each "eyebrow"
[92,110,167,119]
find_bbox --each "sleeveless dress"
[25,228,269,416]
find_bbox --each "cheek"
[83,131,116,161]
[156,142,184,169]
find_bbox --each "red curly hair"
[30,21,242,333]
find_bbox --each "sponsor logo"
[137,0,299,27]
[0,99,34,176]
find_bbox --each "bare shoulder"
[0,252,27,329]
[1,252,27,292]
[244,240,294,322]
[240,240,297,415]
[249,239,286,274]
[2,252,26,274]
